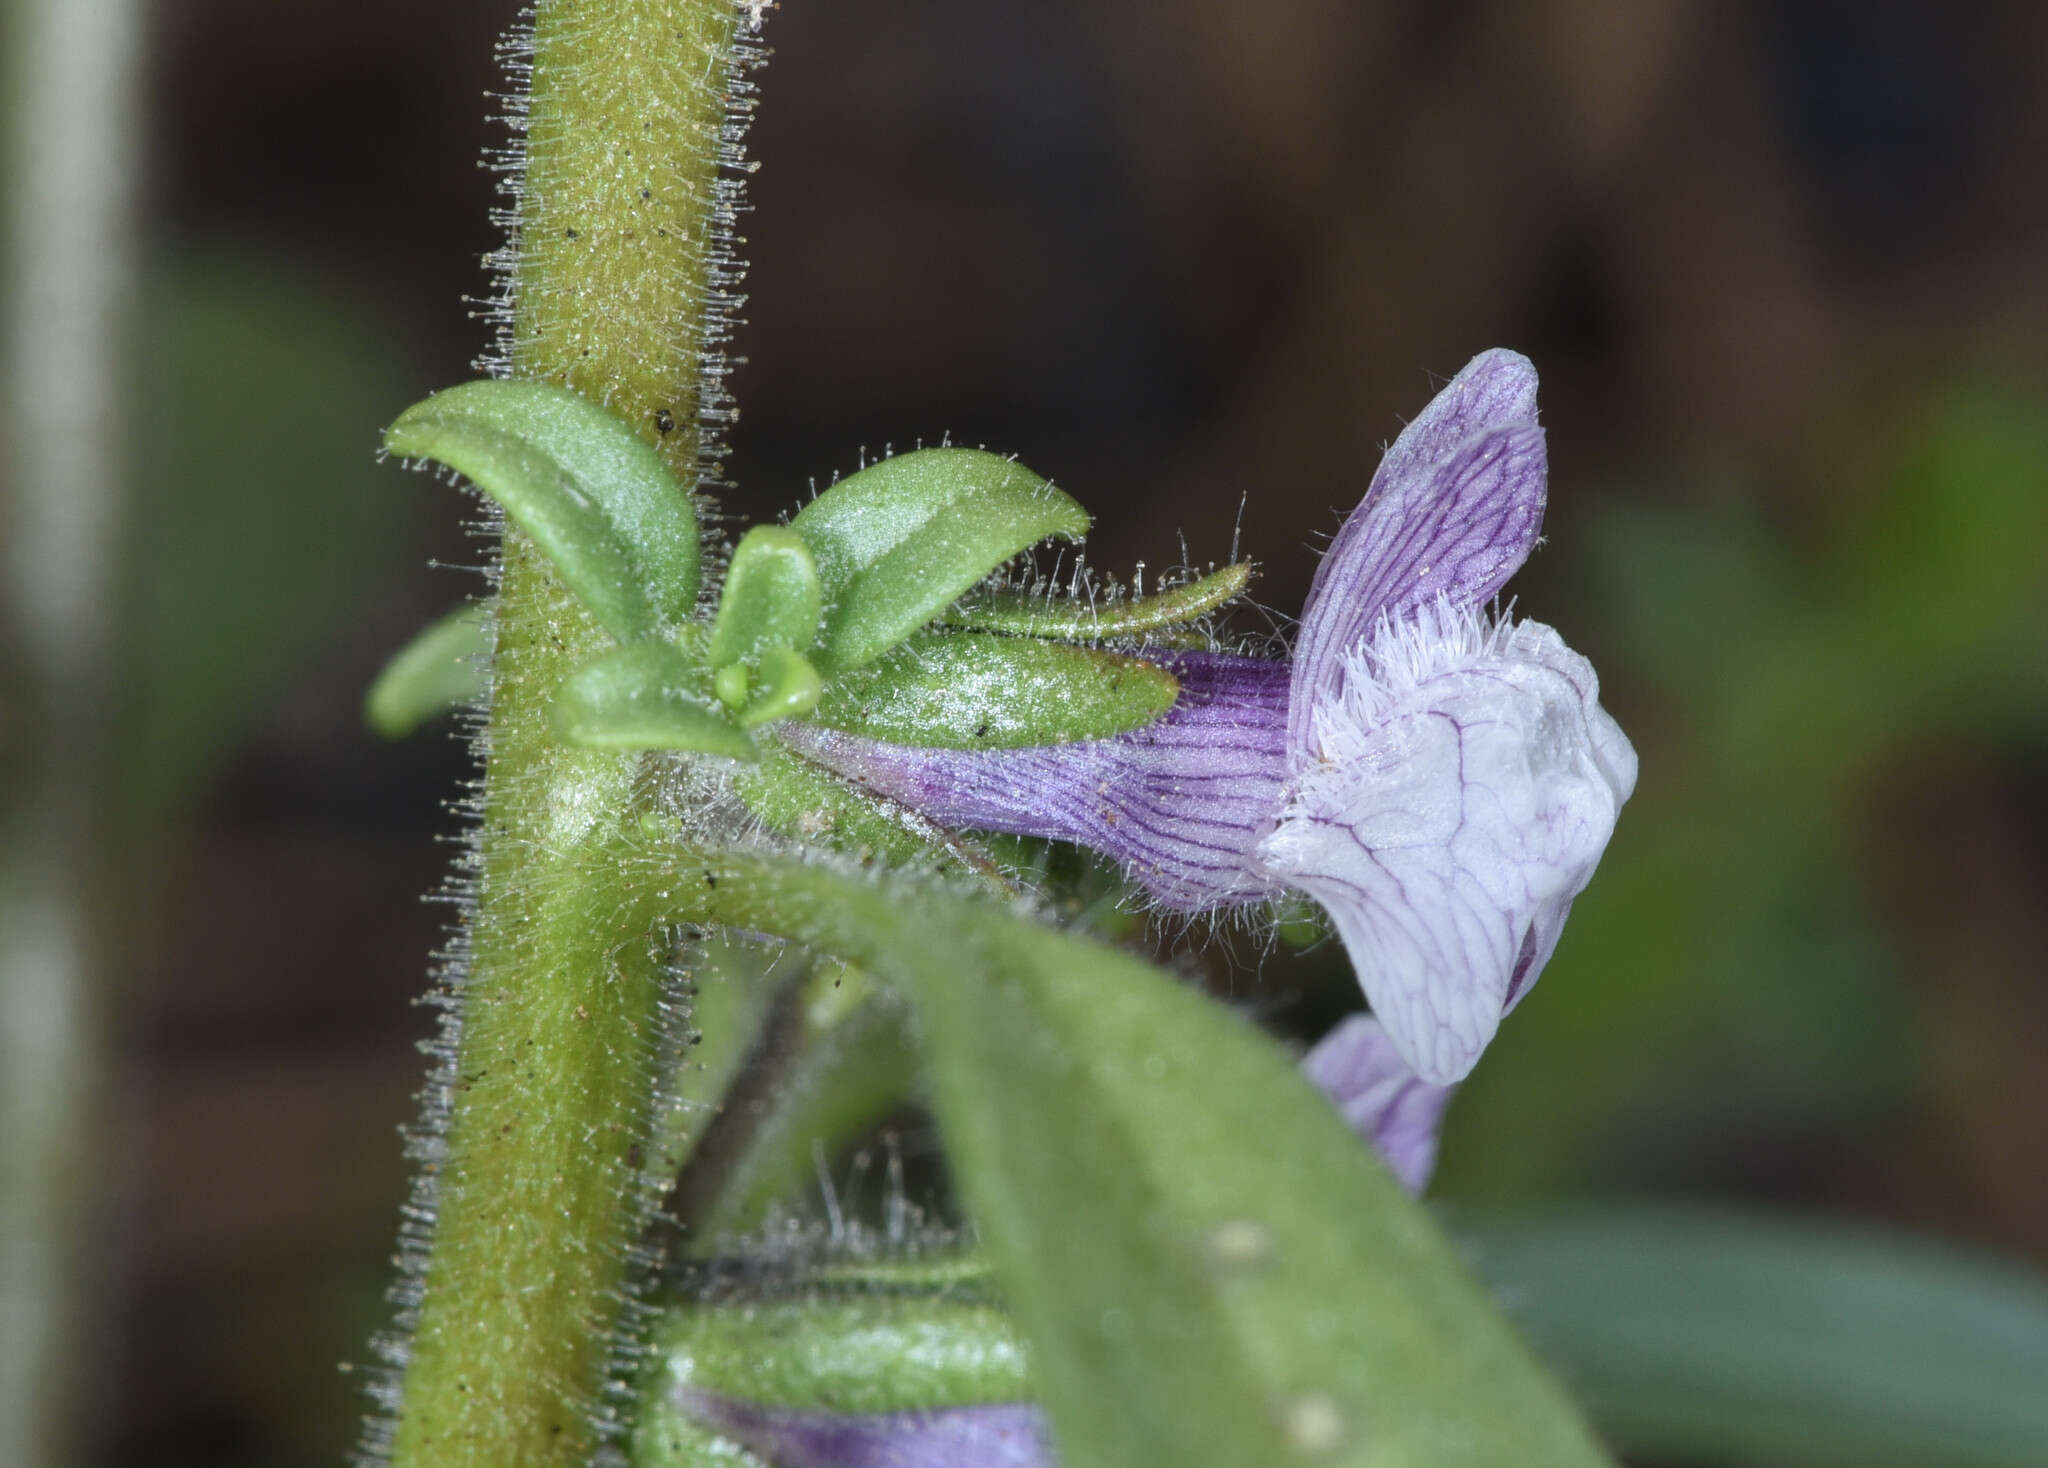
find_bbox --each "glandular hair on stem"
[352,7,772,1466]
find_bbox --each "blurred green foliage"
[1464,1204,2048,1468]
[120,250,416,829]
[99,251,420,1465]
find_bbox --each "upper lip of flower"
[779,349,1637,1087]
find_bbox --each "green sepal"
[642,1261,1030,1418]
[789,448,1089,673]
[386,379,701,640]
[710,525,824,666]
[944,562,1253,639]
[364,603,491,738]
[549,639,756,760]
[737,645,823,728]
[732,744,992,878]
[811,631,1178,749]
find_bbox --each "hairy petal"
[1301,1014,1456,1194]
[1292,349,1545,753]
[1260,612,1635,1084]
[677,1388,1054,1468]
[782,652,1290,909]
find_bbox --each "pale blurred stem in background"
[1,0,144,1465]
[387,4,745,1467]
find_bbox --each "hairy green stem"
[389,4,744,1466]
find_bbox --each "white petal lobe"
[1257,605,1632,1084]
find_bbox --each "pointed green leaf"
[550,640,755,759]
[364,604,491,738]
[945,562,1254,638]
[386,379,701,640]
[811,631,1178,749]
[710,525,824,667]
[689,856,1611,1468]
[789,448,1089,672]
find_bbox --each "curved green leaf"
[945,562,1253,639]
[685,854,1611,1468]
[811,631,1178,749]
[710,525,824,666]
[738,645,823,728]
[789,449,1089,672]
[1463,1205,2048,1468]
[550,640,755,759]
[386,379,701,640]
[364,603,491,738]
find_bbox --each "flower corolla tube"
[784,350,1636,1087]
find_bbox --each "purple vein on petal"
[1291,349,1546,752]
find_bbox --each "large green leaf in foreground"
[693,853,1610,1468]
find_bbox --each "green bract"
[364,603,490,737]
[732,745,968,871]
[634,1262,1030,1467]
[945,561,1253,639]
[812,631,1179,749]
[650,1266,1030,1416]
[710,525,824,666]
[550,638,756,760]
[788,448,1089,673]
[386,379,702,640]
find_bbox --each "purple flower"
[784,350,1636,1086]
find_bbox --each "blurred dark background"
[15,1,2048,1463]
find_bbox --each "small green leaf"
[789,448,1089,672]
[364,604,491,738]
[710,525,824,667]
[550,641,755,759]
[738,645,823,728]
[945,562,1253,638]
[811,631,1178,748]
[386,379,701,640]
